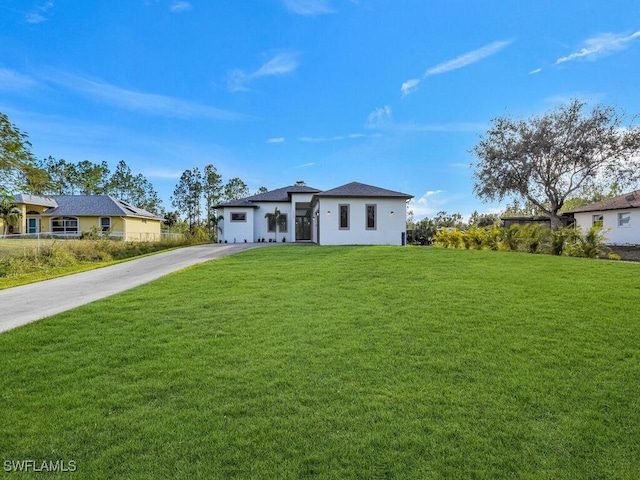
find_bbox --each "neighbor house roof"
[13,194,58,208]
[565,190,640,214]
[314,182,413,199]
[217,185,321,207]
[40,195,162,220]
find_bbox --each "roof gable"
[315,182,413,199]
[217,185,321,207]
[566,190,640,213]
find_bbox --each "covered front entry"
[295,202,312,241]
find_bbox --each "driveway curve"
[0,243,269,334]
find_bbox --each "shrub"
[501,225,521,252]
[567,226,609,259]
[520,224,549,254]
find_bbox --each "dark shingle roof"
[565,190,640,213]
[244,185,321,202]
[217,185,321,207]
[40,195,162,219]
[314,182,413,199]
[216,199,260,208]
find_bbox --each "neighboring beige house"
[565,190,640,245]
[3,194,164,242]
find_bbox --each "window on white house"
[592,214,603,227]
[339,204,349,230]
[618,212,631,227]
[231,212,246,222]
[267,215,276,232]
[278,214,287,233]
[100,217,111,232]
[366,204,376,230]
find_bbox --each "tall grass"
[0,236,193,285]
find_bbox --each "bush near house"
[433,224,623,260]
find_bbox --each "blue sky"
[1,0,639,219]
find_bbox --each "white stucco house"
[566,190,640,245]
[216,182,413,246]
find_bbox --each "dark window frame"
[339,204,350,230]
[366,204,377,230]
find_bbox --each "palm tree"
[264,207,281,242]
[0,196,21,236]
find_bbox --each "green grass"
[1,246,639,479]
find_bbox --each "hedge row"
[432,224,620,260]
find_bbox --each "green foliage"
[0,112,43,194]
[0,196,21,235]
[473,99,640,228]
[567,226,610,259]
[432,222,618,261]
[185,225,211,243]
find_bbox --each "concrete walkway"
[0,243,268,334]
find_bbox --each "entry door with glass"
[295,203,312,241]
[27,217,39,234]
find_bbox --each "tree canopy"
[0,112,42,195]
[472,99,640,227]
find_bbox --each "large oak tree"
[472,100,640,228]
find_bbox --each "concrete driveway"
[0,243,267,334]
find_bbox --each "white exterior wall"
[317,197,407,245]
[574,209,640,245]
[253,202,292,242]
[219,208,255,243]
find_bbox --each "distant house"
[501,215,574,229]
[3,194,164,241]
[216,182,413,246]
[565,190,640,245]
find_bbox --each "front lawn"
[1,246,638,479]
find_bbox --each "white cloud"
[25,1,54,24]
[169,1,192,13]
[282,0,335,15]
[295,162,315,168]
[408,190,445,218]
[45,72,245,120]
[400,78,420,97]
[267,137,285,143]
[365,105,485,133]
[228,52,300,92]
[401,40,511,96]
[529,68,542,75]
[298,133,376,143]
[556,30,640,64]
[0,68,39,91]
[366,105,392,128]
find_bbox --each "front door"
[27,217,39,234]
[295,202,313,241]
[295,215,312,241]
